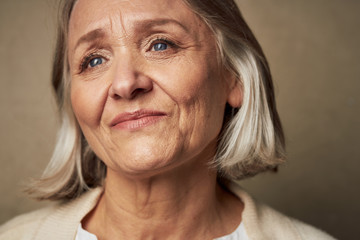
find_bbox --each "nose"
[108,56,153,100]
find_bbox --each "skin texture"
[68,0,243,239]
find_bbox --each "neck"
[83,158,243,240]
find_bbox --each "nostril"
[108,85,120,99]
[109,79,153,100]
[129,85,153,99]
[131,88,145,98]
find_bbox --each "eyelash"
[149,37,177,51]
[79,53,104,73]
[78,37,178,74]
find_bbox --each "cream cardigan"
[0,181,336,240]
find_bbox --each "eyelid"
[144,35,178,50]
[78,51,109,74]
[80,53,100,71]
[144,38,180,59]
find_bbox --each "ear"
[227,79,242,108]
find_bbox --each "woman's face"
[68,0,239,177]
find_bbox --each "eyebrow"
[74,28,106,50]
[133,18,189,33]
[73,18,189,51]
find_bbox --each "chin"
[106,149,182,179]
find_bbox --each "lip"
[110,109,167,130]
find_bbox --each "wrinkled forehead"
[68,0,207,48]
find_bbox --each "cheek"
[70,80,108,128]
[168,58,226,111]
[156,60,214,103]
[156,56,227,139]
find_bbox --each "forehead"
[69,0,205,42]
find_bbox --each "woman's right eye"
[152,42,168,52]
[88,57,103,68]
[79,55,105,73]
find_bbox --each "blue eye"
[89,57,103,68]
[153,43,168,51]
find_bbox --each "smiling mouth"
[110,110,167,130]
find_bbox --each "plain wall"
[1,0,359,239]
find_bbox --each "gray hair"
[27,0,285,200]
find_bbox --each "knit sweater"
[0,181,336,240]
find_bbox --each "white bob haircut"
[28,0,286,200]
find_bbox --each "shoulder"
[224,181,337,240]
[290,217,338,240]
[0,206,56,240]
[255,201,337,240]
[0,187,103,240]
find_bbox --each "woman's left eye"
[152,42,168,51]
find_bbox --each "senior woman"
[0,0,335,239]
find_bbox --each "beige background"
[1,0,359,239]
